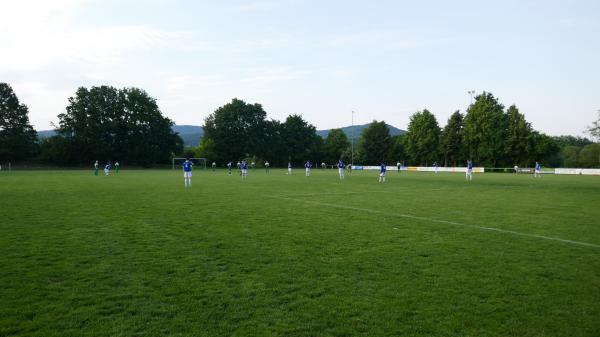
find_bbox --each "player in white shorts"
[534,162,541,178]
[305,160,312,176]
[338,159,345,180]
[466,160,473,181]
[378,162,386,182]
[183,158,193,187]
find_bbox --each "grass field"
[1,168,599,337]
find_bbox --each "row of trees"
[197,94,599,168]
[0,83,182,165]
[1,81,598,168]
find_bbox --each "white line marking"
[271,196,600,249]
[274,191,387,198]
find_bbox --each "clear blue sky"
[1,0,599,136]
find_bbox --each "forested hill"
[37,123,405,147]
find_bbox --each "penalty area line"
[270,196,600,249]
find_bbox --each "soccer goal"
[172,157,207,170]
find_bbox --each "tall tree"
[463,92,507,166]
[203,98,269,162]
[358,120,391,165]
[404,109,440,165]
[55,86,181,165]
[0,83,38,161]
[505,105,533,166]
[440,111,464,167]
[587,110,600,141]
[280,114,320,165]
[324,128,350,163]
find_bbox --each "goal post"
[172,157,207,170]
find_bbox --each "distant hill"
[37,123,404,147]
[37,125,206,147]
[317,123,405,139]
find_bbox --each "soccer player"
[466,160,473,181]
[241,160,248,179]
[305,160,312,176]
[94,160,99,176]
[251,161,256,170]
[338,159,345,180]
[104,161,111,176]
[265,161,270,173]
[378,162,386,182]
[183,158,193,187]
[321,162,326,169]
[237,161,241,171]
[227,161,232,175]
[287,162,292,175]
[514,165,519,174]
[212,162,217,171]
[397,161,401,173]
[534,161,541,178]
[433,161,439,174]
[115,161,120,173]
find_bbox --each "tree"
[440,111,464,167]
[203,98,269,162]
[324,128,350,163]
[0,83,38,161]
[358,120,391,165]
[505,105,533,167]
[579,144,600,168]
[54,86,182,165]
[561,146,581,167]
[587,111,600,141]
[404,109,440,165]
[195,137,217,162]
[463,92,507,166]
[531,132,560,167]
[386,134,406,164]
[280,114,321,165]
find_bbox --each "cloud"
[0,0,182,71]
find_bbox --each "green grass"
[1,169,599,337]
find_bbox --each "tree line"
[1,81,598,168]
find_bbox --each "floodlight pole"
[351,110,354,167]
[468,90,475,105]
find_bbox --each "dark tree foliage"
[203,98,269,163]
[324,128,350,164]
[54,86,182,165]
[463,92,507,166]
[0,83,38,161]
[505,105,534,167]
[280,114,322,165]
[358,120,391,165]
[404,109,440,166]
[440,111,464,167]
[386,134,406,164]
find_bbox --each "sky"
[1,0,599,136]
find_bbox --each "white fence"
[351,166,485,173]
[351,166,600,175]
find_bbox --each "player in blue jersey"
[183,158,193,187]
[227,161,232,175]
[287,162,292,175]
[338,159,345,180]
[534,161,541,178]
[104,162,111,176]
[241,160,248,179]
[379,162,387,182]
[433,161,439,174]
[466,160,473,181]
[305,160,312,176]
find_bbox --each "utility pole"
[351,110,354,167]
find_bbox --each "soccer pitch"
[1,169,599,337]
